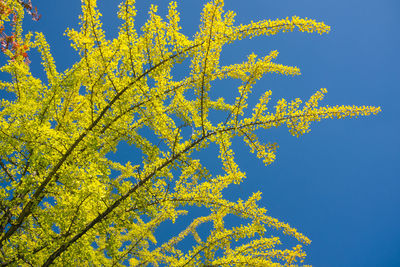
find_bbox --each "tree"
[0,0,380,265]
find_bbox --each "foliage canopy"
[0,0,380,265]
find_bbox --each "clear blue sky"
[1,0,399,266]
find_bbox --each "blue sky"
[1,0,399,266]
